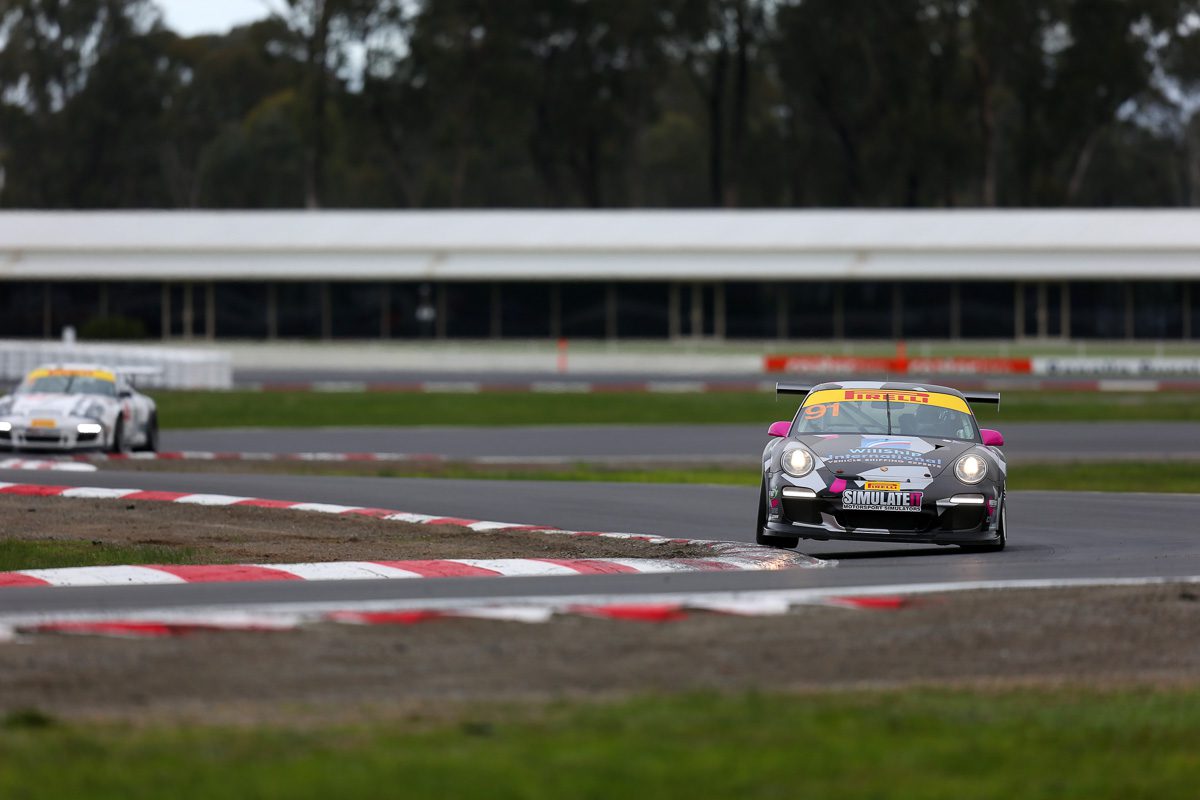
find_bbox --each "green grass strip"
[1012,462,1200,493]
[0,540,196,572]
[1,689,1198,799]
[155,390,1200,429]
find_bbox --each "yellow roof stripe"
[27,368,116,382]
[802,388,970,414]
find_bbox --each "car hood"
[796,433,978,478]
[0,393,106,419]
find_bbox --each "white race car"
[0,364,159,453]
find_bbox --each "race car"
[757,380,1006,552]
[0,364,159,454]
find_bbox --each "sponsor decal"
[862,436,915,449]
[842,489,923,513]
[864,481,900,491]
[825,449,944,468]
[842,389,931,404]
[30,419,57,428]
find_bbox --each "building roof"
[2,210,1198,281]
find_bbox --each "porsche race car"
[0,364,159,454]
[757,381,1006,551]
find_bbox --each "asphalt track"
[3,466,1200,617]
[162,421,1200,461]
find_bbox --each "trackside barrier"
[0,342,232,389]
[765,354,1200,378]
[1030,357,1200,377]
[764,355,1033,375]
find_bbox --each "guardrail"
[0,342,232,389]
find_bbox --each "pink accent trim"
[829,478,847,494]
[767,420,791,438]
[980,429,1005,447]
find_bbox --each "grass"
[0,540,195,572]
[1013,462,1200,493]
[155,390,1200,429]
[1,688,1198,799]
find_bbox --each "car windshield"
[18,373,117,398]
[792,389,979,441]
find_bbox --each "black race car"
[757,381,1007,551]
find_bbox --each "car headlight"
[782,447,815,477]
[0,421,11,432]
[954,454,988,485]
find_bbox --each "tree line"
[2,0,1199,209]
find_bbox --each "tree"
[0,0,162,206]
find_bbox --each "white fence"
[0,342,232,389]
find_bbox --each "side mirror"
[980,429,1004,447]
[767,420,791,438]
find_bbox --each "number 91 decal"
[803,403,842,420]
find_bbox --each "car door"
[115,378,141,443]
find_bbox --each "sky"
[157,0,271,36]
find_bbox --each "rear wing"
[775,383,812,398]
[114,366,162,388]
[963,392,1001,408]
[776,382,1000,408]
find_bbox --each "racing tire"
[755,478,799,549]
[109,418,126,455]
[962,501,1006,553]
[134,413,159,453]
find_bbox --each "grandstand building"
[1,211,1196,342]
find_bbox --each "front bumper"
[763,479,1003,546]
[0,421,104,452]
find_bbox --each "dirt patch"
[0,495,710,565]
[1,583,1198,724]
